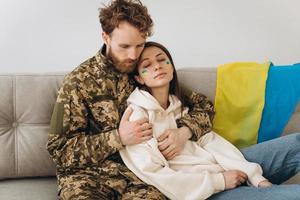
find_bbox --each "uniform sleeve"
[200,131,267,187]
[176,91,215,141]
[46,77,123,169]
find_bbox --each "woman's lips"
[154,73,167,79]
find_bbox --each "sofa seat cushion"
[0,177,57,200]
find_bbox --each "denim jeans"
[209,133,300,200]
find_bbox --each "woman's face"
[136,46,174,89]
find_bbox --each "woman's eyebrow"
[155,53,163,57]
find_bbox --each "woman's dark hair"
[134,41,185,107]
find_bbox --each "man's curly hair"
[99,0,153,37]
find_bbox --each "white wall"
[1,0,300,73]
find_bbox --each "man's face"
[103,21,146,74]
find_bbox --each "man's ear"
[134,75,145,85]
[102,32,109,45]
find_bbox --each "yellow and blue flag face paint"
[257,63,300,143]
[213,62,270,149]
[141,69,149,77]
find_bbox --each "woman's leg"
[209,133,300,200]
[240,133,300,184]
[208,184,300,200]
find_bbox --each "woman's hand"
[157,127,191,160]
[222,170,248,190]
[258,180,272,188]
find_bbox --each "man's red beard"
[108,48,137,74]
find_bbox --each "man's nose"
[128,48,138,60]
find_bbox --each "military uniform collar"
[95,44,123,78]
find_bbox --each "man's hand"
[222,170,248,190]
[157,127,191,160]
[118,107,153,146]
[258,180,272,188]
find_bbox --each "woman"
[119,42,278,200]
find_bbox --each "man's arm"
[118,107,153,146]
[158,91,214,159]
[176,91,215,141]
[46,78,123,169]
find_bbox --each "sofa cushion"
[1,69,299,183]
[0,177,57,200]
[0,74,65,179]
[177,68,300,136]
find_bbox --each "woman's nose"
[154,64,162,71]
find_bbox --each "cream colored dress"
[119,88,266,200]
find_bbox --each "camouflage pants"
[58,174,168,200]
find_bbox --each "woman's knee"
[283,133,300,153]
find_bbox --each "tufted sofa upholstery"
[0,73,64,199]
[0,68,299,199]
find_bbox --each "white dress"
[119,88,266,200]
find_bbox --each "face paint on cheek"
[166,60,170,65]
[141,69,149,77]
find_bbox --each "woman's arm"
[200,131,268,187]
[120,104,225,200]
[120,136,225,200]
[158,91,215,160]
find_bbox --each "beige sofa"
[0,68,299,199]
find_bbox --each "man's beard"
[108,48,137,74]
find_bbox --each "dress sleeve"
[120,104,225,200]
[199,131,267,187]
[120,140,225,200]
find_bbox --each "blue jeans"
[209,133,300,200]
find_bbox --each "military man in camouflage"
[47,0,214,199]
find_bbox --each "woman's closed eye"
[142,64,150,69]
[141,61,151,69]
[157,55,166,62]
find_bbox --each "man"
[47,0,214,199]
[47,0,300,199]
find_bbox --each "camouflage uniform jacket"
[46,45,215,195]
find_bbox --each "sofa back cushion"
[177,68,300,135]
[0,69,299,179]
[0,74,65,179]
